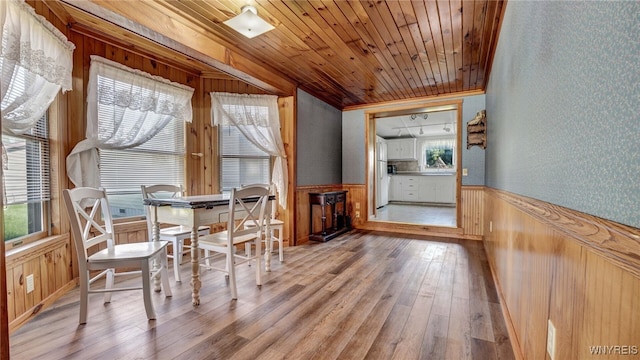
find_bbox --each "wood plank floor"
[9,231,514,360]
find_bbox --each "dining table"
[144,194,273,306]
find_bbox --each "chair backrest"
[227,184,270,242]
[63,187,115,264]
[141,184,184,241]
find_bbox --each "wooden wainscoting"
[6,235,74,332]
[295,185,362,245]
[357,185,484,241]
[461,186,484,238]
[342,184,367,229]
[484,188,640,360]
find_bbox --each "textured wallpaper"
[460,94,486,185]
[297,89,343,186]
[486,1,640,228]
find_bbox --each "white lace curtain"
[66,55,195,188]
[1,0,74,134]
[211,92,288,208]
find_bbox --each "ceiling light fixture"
[223,5,275,39]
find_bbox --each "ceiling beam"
[58,0,297,96]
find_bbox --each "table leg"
[190,228,201,306]
[264,223,272,272]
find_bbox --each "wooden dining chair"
[198,184,270,299]
[141,184,210,282]
[63,187,172,324]
[245,183,284,262]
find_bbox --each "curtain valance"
[1,0,75,134]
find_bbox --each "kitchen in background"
[372,109,457,227]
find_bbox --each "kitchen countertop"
[393,171,456,176]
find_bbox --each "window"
[67,56,194,219]
[100,118,185,218]
[3,113,50,242]
[424,138,455,169]
[219,125,270,193]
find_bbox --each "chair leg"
[159,249,172,297]
[176,239,184,265]
[173,239,182,283]
[79,271,90,325]
[273,226,284,262]
[269,229,275,254]
[141,261,156,320]
[277,234,284,262]
[254,238,262,286]
[227,249,238,299]
[104,268,115,303]
[205,249,211,268]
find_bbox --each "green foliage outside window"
[426,147,453,168]
[4,203,28,241]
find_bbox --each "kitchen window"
[423,138,456,169]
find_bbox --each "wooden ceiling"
[48,0,506,109]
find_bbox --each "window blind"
[2,114,50,205]
[220,125,269,191]
[100,117,185,194]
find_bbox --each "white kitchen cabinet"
[389,176,403,201]
[433,176,456,203]
[400,176,423,202]
[386,138,416,160]
[389,174,456,204]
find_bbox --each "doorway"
[366,100,462,229]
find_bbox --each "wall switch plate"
[355,202,360,210]
[355,211,360,218]
[462,168,468,176]
[26,274,34,294]
[547,319,556,360]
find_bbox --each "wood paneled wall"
[484,188,640,360]
[294,184,367,245]
[5,235,73,332]
[461,186,484,237]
